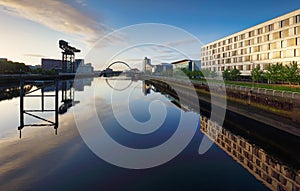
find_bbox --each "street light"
[251,62,255,89]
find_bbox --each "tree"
[284,61,299,85]
[0,60,30,74]
[222,69,230,80]
[265,63,285,83]
[230,68,241,81]
[180,68,192,78]
[251,65,264,83]
[201,69,217,78]
[222,68,240,81]
[194,70,204,78]
[209,70,217,78]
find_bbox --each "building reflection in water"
[200,116,300,191]
[145,80,300,191]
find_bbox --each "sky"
[0,0,299,69]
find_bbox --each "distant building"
[0,58,8,62]
[171,59,200,71]
[42,58,92,73]
[27,65,41,70]
[75,59,84,70]
[143,57,152,73]
[130,68,141,73]
[41,58,62,71]
[76,62,94,74]
[152,63,173,75]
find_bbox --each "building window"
[280,20,284,28]
[296,38,299,46]
[241,34,245,40]
[295,27,298,35]
[296,15,300,23]
[268,24,273,32]
[257,28,262,35]
[295,49,297,57]
[248,31,254,38]
[279,31,282,38]
[234,36,238,42]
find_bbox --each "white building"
[201,9,300,76]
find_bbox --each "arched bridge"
[100,61,132,77]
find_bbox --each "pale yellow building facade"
[201,9,300,76]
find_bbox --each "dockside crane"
[59,40,80,73]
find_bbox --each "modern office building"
[42,58,93,73]
[41,58,62,71]
[171,59,200,71]
[201,9,300,76]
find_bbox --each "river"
[0,78,299,191]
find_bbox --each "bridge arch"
[106,61,132,70]
[105,79,133,91]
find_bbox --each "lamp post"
[252,62,255,89]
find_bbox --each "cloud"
[75,0,87,7]
[164,38,203,47]
[23,53,46,58]
[0,0,109,45]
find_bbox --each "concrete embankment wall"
[145,76,300,137]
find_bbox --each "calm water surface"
[0,78,298,191]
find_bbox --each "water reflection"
[146,79,300,191]
[17,78,92,138]
[200,116,300,191]
[0,78,299,191]
[0,83,32,102]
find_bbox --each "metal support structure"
[58,80,78,115]
[59,40,80,73]
[55,79,59,134]
[18,79,59,138]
